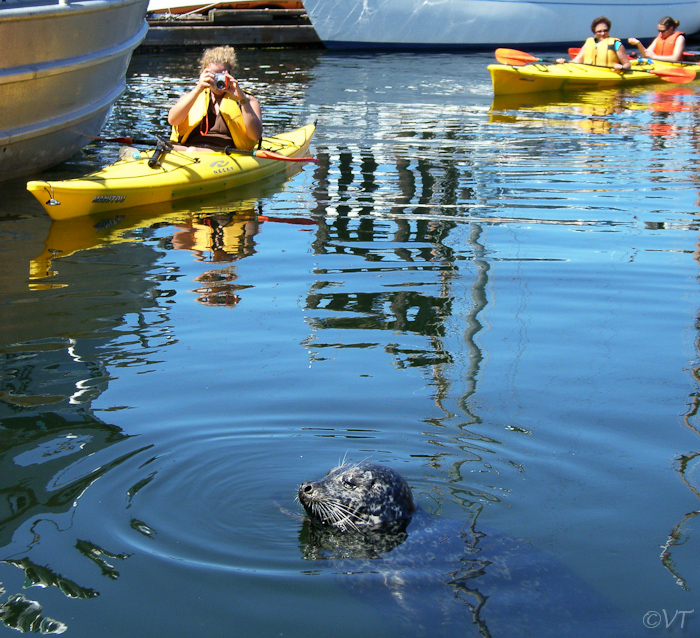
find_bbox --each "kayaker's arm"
[222,74,263,142]
[236,94,263,143]
[649,35,685,62]
[627,37,649,59]
[168,69,212,127]
[630,33,685,63]
[612,43,631,71]
[664,34,686,62]
[557,47,584,64]
[570,48,585,64]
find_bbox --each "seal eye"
[343,480,356,490]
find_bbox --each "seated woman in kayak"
[168,46,263,152]
[628,17,685,62]
[561,16,631,70]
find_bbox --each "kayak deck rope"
[42,184,60,206]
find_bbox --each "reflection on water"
[1,49,700,636]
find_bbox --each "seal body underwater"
[296,462,635,638]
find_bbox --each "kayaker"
[628,17,685,62]
[168,46,263,152]
[558,16,630,70]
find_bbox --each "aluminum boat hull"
[0,0,149,181]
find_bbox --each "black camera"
[214,73,227,90]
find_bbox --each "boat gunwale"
[0,20,148,85]
[0,0,148,22]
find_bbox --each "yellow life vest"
[582,36,621,67]
[170,88,257,150]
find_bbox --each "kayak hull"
[488,62,682,96]
[27,124,315,220]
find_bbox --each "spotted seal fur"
[298,461,415,533]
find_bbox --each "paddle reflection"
[30,173,313,308]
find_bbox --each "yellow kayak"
[489,60,696,96]
[27,124,316,220]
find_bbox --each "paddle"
[494,48,559,65]
[87,134,319,163]
[494,48,696,83]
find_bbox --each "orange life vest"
[651,30,683,56]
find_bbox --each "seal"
[298,461,415,533]
[296,463,632,638]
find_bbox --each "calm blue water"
[1,49,700,636]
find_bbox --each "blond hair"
[199,46,238,73]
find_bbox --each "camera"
[214,73,228,90]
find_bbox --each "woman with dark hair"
[567,16,631,70]
[628,17,685,62]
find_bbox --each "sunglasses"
[594,28,609,34]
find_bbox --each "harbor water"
[1,49,700,636]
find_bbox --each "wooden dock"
[142,8,323,48]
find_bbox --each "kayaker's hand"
[555,58,565,64]
[628,37,639,46]
[223,74,246,102]
[198,68,216,92]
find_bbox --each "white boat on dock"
[146,0,302,14]
[0,0,149,181]
[301,0,700,51]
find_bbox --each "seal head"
[298,462,415,533]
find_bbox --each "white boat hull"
[0,0,149,181]
[302,0,700,50]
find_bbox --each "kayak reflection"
[489,84,695,136]
[489,87,645,134]
[30,175,315,307]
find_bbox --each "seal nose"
[299,482,314,495]
[299,482,319,504]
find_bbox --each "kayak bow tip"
[27,180,61,207]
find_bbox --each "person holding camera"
[168,46,263,151]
